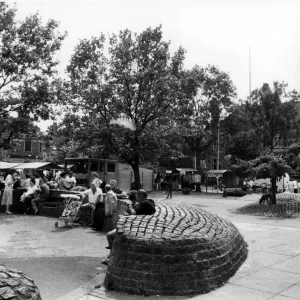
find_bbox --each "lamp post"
[216,120,220,192]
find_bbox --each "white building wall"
[118,163,153,192]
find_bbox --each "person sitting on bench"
[31,179,50,215]
[80,182,103,225]
[21,178,40,214]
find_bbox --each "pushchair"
[55,194,82,228]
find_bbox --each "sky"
[11,0,300,129]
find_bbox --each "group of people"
[80,181,119,226]
[2,168,156,268]
[1,169,50,215]
[102,188,156,265]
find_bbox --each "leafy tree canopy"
[177,64,236,160]
[247,81,299,152]
[63,25,194,187]
[230,153,290,203]
[0,3,66,149]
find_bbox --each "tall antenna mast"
[249,46,252,103]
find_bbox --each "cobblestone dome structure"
[235,193,300,218]
[0,265,41,300]
[104,202,248,296]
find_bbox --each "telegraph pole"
[249,46,252,103]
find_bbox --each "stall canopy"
[176,168,197,175]
[207,170,228,177]
[13,162,63,170]
[0,162,22,170]
[58,164,74,170]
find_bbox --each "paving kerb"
[59,192,300,300]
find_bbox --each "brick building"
[1,136,44,163]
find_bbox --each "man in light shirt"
[81,182,103,225]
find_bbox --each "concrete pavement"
[2,191,300,299]
[75,192,300,300]
[0,214,110,300]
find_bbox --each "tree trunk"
[132,133,141,190]
[132,163,141,190]
[271,176,277,204]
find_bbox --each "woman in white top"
[91,172,102,189]
[2,170,17,214]
[23,175,31,190]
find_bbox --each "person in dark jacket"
[165,179,173,199]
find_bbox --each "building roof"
[14,162,63,170]
[207,170,228,177]
[0,162,22,170]
[58,164,74,169]
[176,168,197,174]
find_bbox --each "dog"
[259,193,272,205]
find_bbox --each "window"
[90,160,98,172]
[99,162,104,172]
[25,140,31,152]
[70,159,88,174]
[107,162,115,172]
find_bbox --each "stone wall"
[105,202,248,296]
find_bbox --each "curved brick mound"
[104,203,248,296]
[235,198,300,218]
[0,265,41,300]
[276,192,300,204]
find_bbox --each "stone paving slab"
[231,268,300,294]
[268,295,299,299]
[270,256,300,274]
[192,283,274,300]
[229,251,292,279]
[279,283,300,299]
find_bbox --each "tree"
[285,143,300,171]
[226,130,260,161]
[231,153,290,204]
[224,103,261,161]
[66,26,190,188]
[177,65,237,167]
[0,3,66,149]
[247,82,299,152]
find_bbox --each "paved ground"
[2,191,300,299]
[0,214,109,300]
